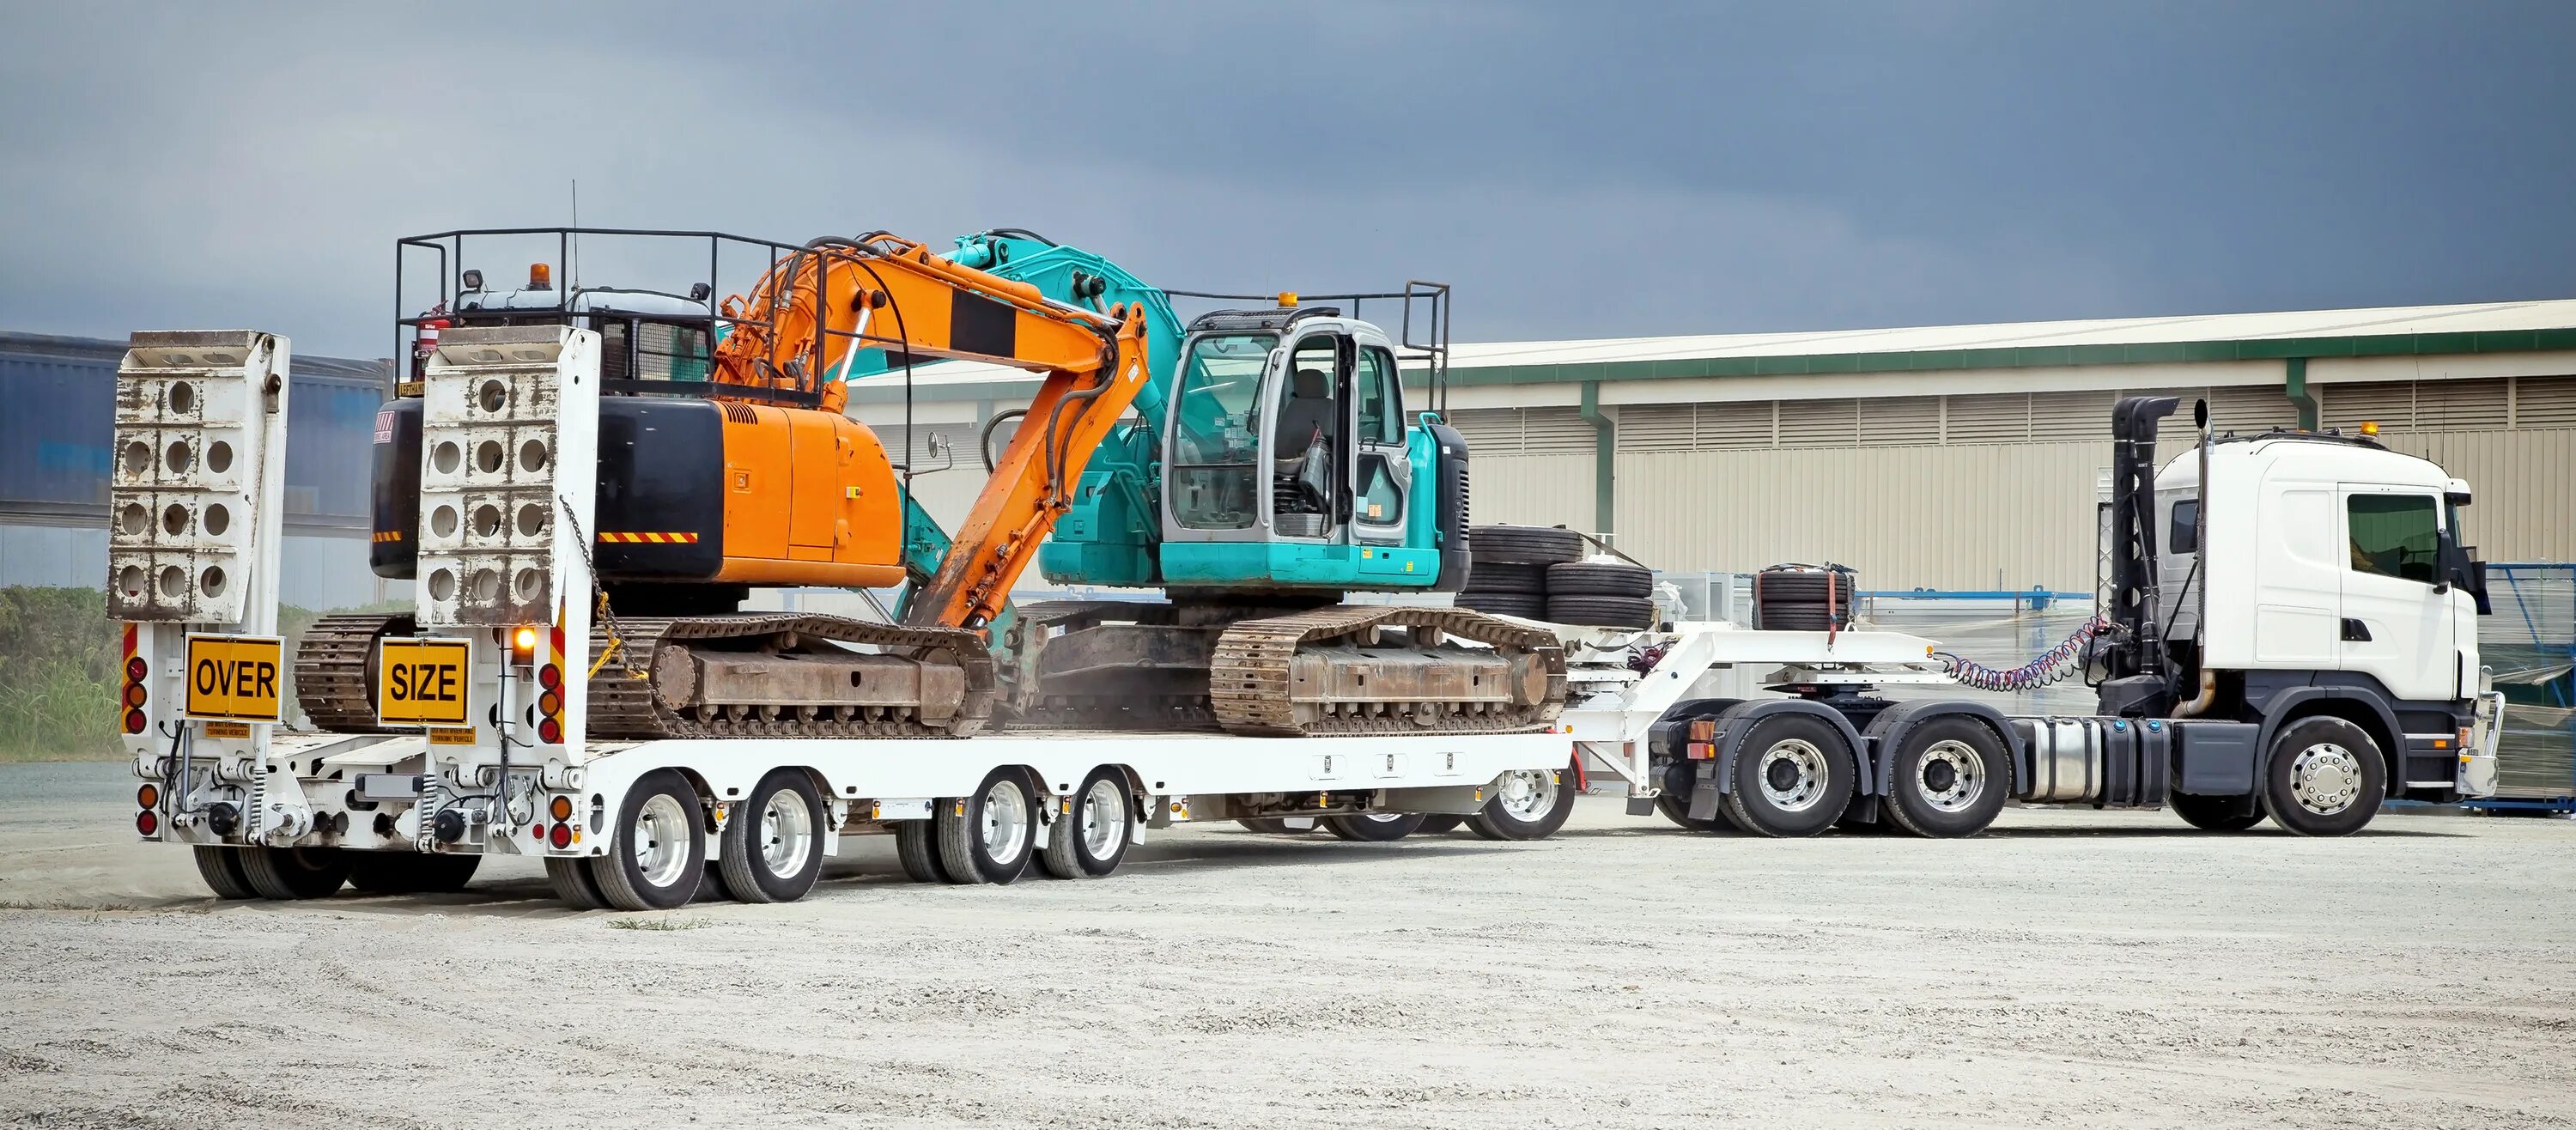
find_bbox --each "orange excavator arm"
[711,234,1151,632]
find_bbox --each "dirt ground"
[3,760,2572,1130]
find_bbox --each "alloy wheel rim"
[758,787,812,878]
[1916,739,1985,813]
[2291,743,2363,815]
[1759,739,1829,812]
[633,793,692,888]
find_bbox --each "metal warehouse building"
[0,331,398,609]
[851,299,2576,591]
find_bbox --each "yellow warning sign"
[183,635,283,722]
[428,726,478,746]
[377,637,472,727]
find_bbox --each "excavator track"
[1209,604,1566,738]
[585,614,998,739]
[294,612,417,733]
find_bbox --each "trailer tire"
[1041,769,1133,879]
[719,770,827,903]
[1416,813,1466,834]
[238,846,350,900]
[1456,591,1547,619]
[895,818,951,883]
[347,852,481,894]
[2170,792,2265,831]
[1719,714,1855,838]
[1466,768,1576,841]
[1469,525,1582,565]
[593,770,708,912]
[1461,561,1548,593]
[2261,716,2385,837]
[1322,812,1426,841]
[939,770,1038,884]
[1546,595,1657,628]
[1753,601,1843,632]
[1882,718,2010,838]
[191,847,258,900]
[546,857,611,909]
[1545,562,1653,598]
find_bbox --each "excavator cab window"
[1271,334,1346,533]
[1170,331,1275,530]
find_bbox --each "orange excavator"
[302,228,1151,738]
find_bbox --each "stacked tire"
[1456,525,1656,629]
[1752,565,1856,631]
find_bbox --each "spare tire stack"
[1752,564,1858,631]
[1457,526,1658,629]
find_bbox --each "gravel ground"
[2,760,2572,1129]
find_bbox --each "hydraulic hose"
[1938,616,2112,693]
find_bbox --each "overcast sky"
[3,2,2572,360]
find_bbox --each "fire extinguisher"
[412,302,450,381]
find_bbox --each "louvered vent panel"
[1522,407,1597,453]
[2324,381,2415,432]
[1944,392,2027,443]
[2030,390,2111,440]
[1445,409,1524,452]
[1700,400,1775,448]
[1858,396,1941,446]
[2414,379,2509,430]
[1618,404,1700,452]
[2208,384,2299,432]
[2517,374,2576,428]
[1777,398,1859,447]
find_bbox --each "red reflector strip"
[597,532,698,544]
[1686,741,1713,760]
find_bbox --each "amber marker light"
[550,795,574,822]
[137,783,160,809]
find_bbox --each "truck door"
[1267,330,1346,541]
[2336,485,2454,701]
[1348,343,1409,545]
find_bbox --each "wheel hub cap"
[1079,779,1126,859]
[758,787,812,878]
[2292,744,2363,815]
[1758,739,1828,812]
[1497,769,1558,818]
[982,781,1030,864]
[1916,740,1985,813]
[633,793,691,888]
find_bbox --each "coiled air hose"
[1936,616,2111,692]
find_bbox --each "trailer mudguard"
[1690,698,1874,820]
[1860,699,2022,799]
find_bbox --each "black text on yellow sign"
[377,637,472,727]
[183,635,284,722]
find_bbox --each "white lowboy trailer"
[118,326,1575,910]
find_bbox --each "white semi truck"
[108,326,2504,911]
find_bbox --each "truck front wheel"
[2262,717,2385,837]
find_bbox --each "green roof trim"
[845,325,2576,406]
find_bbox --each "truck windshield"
[1169,332,1274,529]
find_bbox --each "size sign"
[183,635,284,722]
[377,637,471,727]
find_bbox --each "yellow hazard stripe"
[597,532,699,544]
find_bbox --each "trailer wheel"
[593,771,708,912]
[1882,718,2010,838]
[238,846,351,900]
[1041,769,1133,879]
[719,770,826,903]
[546,857,611,909]
[939,770,1037,884]
[2261,717,2385,837]
[1322,812,1427,841]
[191,847,258,900]
[2170,792,2264,831]
[1416,813,1466,835]
[895,818,952,883]
[347,852,481,894]
[1719,714,1854,837]
[1467,768,1576,841]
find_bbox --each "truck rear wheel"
[939,771,1036,884]
[2262,717,2385,837]
[2170,792,2265,831]
[191,847,258,900]
[1040,769,1133,879]
[1322,812,1426,841]
[719,770,826,903]
[1467,768,1576,841]
[594,770,708,911]
[1719,714,1854,838]
[347,852,481,894]
[1882,719,2010,838]
[546,857,611,908]
[239,845,351,900]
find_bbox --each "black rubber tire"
[1235,817,1298,835]
[1461,562,1548,594]
[1654,760,1726,832]
[1469,525,1582,566]
[1465,767,1577,841]
[1754,601,1844,632]
[1719,714,1856,838]
[1041,768,1133,879]
[1415,813,1466,835]
[1881,718,2014,838]
[1834,802,1891,834]
[2260,716,2386,837]
[346,852,481,894]
[1321,812,1427,841]
[1546,561,1652,598]
[1457,591,1548,619]
[2171,792,2266,832]
[1753,571,1856,602]
[894,818,953,883]
[238,846,351,900]
[592,770,708,912]
[546,857,611,909]
[1546,594,1656,628]
[938,770,1037,884]
[191,847,258,900]
[718,769,827,903]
